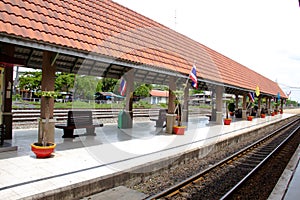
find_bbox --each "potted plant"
[260,109,266,118]
[228,101,235,116]
[172,90,186,135]
[271,112,275,116]
[247,115,253,121]
[31,91,57,158]
[224,101,232,125]
[272,102,280,115]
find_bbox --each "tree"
[55,73,75,92]
[134,83,152,98]
[18,71,42,92]
[73,75,99,100]
[100,78,118,92]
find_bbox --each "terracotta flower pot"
[173,126,186,135]
[247,116,253,121]
[224,118,232,125]
[261,114,266,118]
[31,142,56,158]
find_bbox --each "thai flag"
[119,77,127,96]
[189,64,197,88]
[248,92,255,102]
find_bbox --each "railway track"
[147,117,300,200]
[12,108,209,129]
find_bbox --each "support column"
[210,88,216,121]
[2,45,14,140]
[182,84,189,123]
[124,69,134,128]
[215,85,223,125]
[268,98,271,114]
[166,76,176,133]
[242,94,247,119]
[235,94,239,110]
[38,51,56,143]
[257,96,262,117]
[3,66,13,139]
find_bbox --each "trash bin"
[118,110,132,129]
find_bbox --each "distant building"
[150,90,169,104]
[189,91,212,105]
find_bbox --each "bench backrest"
[159,109,167,120]
[67,110,93,126]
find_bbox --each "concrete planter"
[247,116,253,121]
[173,126,186,135]
[224,118,232,125]
[31,142,56,158]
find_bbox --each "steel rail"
[146,117,300,200]
[220,121,300,200]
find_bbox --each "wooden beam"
[51,52,59,66]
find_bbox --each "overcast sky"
[114,0,300,102]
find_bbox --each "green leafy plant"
[228,102,235,112]
[35,91,59,98]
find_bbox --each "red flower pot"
[224,118,232,125]
[31,142,56,158]
[271,112,275,116]
[247,116,253,121]
[173,126,186,135]
[261,114,266,118]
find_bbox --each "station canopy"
[0,0,286,98]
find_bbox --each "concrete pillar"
[2,45,14,139]
[210,88,217,121]
[3,66,13,139]
[124,69,134,128]
[268,98,271,114]
[215,85,223,124]
[242,94,247,119]
[166,76,176,133]
[235,94,239,110]
[38,51,56,143]
[257,96,262,116]
[182,84,189,123]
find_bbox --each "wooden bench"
[55,110,103,138]
[150,109,167,128]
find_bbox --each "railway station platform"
[0,110,299,199]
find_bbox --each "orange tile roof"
[0,0,286,98]
[150,90,169,97]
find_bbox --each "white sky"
[114,0,300,102]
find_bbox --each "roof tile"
[0,0,286,98]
